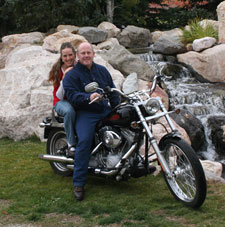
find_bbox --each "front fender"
[158,133,181,150]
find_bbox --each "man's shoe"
[74,186,84,201]
[67,146,76,158]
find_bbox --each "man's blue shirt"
[63,61,120,113]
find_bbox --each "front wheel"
[160,138,206,208]
[47,129,73,176]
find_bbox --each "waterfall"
[139,51,225,164]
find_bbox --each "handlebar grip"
[89,96,101,104]
[104,86,111,93]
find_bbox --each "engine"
[89,126,138,169]
[100,126,122,149]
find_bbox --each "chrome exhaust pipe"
[94,168,118,176]
[66,165,119,176]
[42,143,137,177]
[67,164,74,170]
[38,154,74,163]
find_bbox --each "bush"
[146,6,216,31]
[180,18,218,44]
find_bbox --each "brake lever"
[89,95,102,104]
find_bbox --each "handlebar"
[149,74,158,95]
[110,88,129,100]
[88,74,162,104]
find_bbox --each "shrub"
[180,18,218,44]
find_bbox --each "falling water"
[138,51,225,163]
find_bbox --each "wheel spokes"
[166,144,197,201]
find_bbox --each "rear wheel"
[47,129,73,176]
[160,138,206,208]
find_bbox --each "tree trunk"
[106,0,114,23]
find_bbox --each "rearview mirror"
[84,82,99,93]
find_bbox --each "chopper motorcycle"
[39,74,207,208]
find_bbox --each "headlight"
[144,98,160,115]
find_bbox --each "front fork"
[135,105,174,177]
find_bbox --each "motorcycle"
[39,74,207,208]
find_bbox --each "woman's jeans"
[54,100,76,146]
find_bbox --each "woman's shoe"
[67,146,76,158]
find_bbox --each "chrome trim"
[39,122,51,128]
[91,142,103,155]
[38,154,74,164]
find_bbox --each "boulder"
[0,44,125,141]
[170,109,205,152]
[200,160,225,182]
[192,37,217,52]
[128,78,169,110]
[78,27,107,44]
[186,43,193,51]
[152,34,186,55]
[0,43,12,69]
[117,25,151,48]
[151,28,183,44]
[2,32,45,48]
[122,72,138,94]
[42,29,87,52]
[0,45,58,140]
[208,115,225,156]
[199,19,219,31]
[5,44,49,67]
[93,54,125,90]
[177,44,225,82]
[222,163,225,179]
[96,38,120,50]
[217,1,225,43]
[151,30,164,43]
[0,32,45,69]
[98,43,155,81]
[56,25,79,34]
[54,35,87,52]
[146,117,192,155]
[98,21,121,38]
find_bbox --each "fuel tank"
[101,103,138,127]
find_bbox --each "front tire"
[160,138,206,208]
[47,129,73,176]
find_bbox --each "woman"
[48,42,77,157]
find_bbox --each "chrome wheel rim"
[165,144,197,202]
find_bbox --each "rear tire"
[47,129,73,176]
[160,138,206,208]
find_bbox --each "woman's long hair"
[48,42,76,86]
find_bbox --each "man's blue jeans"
[54,100,76,146]
[73,106,111,187]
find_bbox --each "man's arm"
[63,69,107,112]
[63,70,90,108]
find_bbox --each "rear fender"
[44,126,65,139]
[43,127,52,139]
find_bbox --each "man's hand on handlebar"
[89,92,103,104]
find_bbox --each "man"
[63,42,120,201]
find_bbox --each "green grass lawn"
[0,137,225,227]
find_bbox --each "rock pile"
[1,1,225,181]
